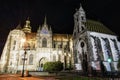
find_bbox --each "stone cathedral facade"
[0,17,73,73]
[1,4,120,73]
[73,5,120,72]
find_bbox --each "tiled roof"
[85,19,116,35]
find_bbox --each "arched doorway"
[80,41,88,75]
[38,57,47,71]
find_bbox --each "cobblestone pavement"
[0,74,57,80]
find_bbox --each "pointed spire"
[80,3,82,7]
[37,25,41,33]
[38,25,41,31]
[16,23,22,30]
[79,3,84,11]
[49,26,52,34]
[38,25,41,30]
[44,15,47,25]
[50,26,52,31]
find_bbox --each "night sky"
[0,0,120,56]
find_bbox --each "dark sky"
[0,0,120,55]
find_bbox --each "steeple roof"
[79,3,84,11]
[44,16,47,25]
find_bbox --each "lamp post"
[64,52,67,70]
[107,57,113,80]
[22,50,27,77]
[108,58,112,63]
[21,38,27,77]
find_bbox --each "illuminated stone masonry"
[0,4,120,74]
[73,5,120,72]
[0,17,73,73]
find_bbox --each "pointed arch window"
[42,38,47,47]
[81,16,84,20]
[13,40,16,50]
[13,40,16,45]
[53,55,56,61]
[29,54,33,65]
[20,54,24,65]
[81,26,84,31]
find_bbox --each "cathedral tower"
[73,4,120,72]
[0,26,25,73]
[73,4,88,71]
[73,4,86,38]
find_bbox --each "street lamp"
[107,57,113,79]
[108,58,112,63]
[108,57,112,72]
[64,52,67,70]
[22,50,27,77]
[21,38,28,77]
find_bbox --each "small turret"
[37,25,41,33]
[49,26,52,34]
[22,17,32,33]
[78,4,86,22]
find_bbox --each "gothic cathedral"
[0,4,120,73]
[73,5,120,72]
[0,16,73,73]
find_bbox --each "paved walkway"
[1,73,120,80]
[0,74,57,80]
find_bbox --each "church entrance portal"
[80,42,88,73]
[38,57,47,71]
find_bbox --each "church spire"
[37,25,41,33]
[50,26,52,31]
[16,23,22,30]
[73,3,86,38]
[79,3,84,11]
[15,20,22,30]
[44,15,47,25]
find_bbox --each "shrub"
[43,61,63,72]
